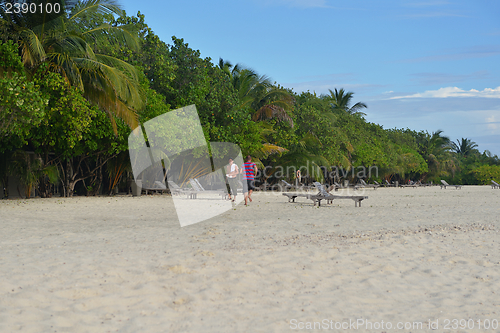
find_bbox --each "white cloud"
[487,115,498,132]
[390,86,500,99]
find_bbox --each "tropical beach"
[1,186,499,332]
[2,0,500,332]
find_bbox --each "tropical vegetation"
[1,0,499,198]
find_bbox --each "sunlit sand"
[0,186,499,332]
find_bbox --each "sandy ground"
[0,186,499,332]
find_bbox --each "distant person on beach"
[296,169,301,187]
[242,155,258,206]
[226,158,239,201]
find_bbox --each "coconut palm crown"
[326,88,367,117]
[0,0,144,132]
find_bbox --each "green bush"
[471,165,500,184]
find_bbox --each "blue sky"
[119,0,500,156]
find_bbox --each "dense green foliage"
[1,1,499,198]
[0,40,47,141]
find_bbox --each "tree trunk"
[63,158,76,197]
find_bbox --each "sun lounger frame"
[440,180,462,189]
[189,178,229,199]
[282,192,367,207]
[359,179,379,190]
[282,182,368,207]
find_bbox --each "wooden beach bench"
[281,192,367,207]
[282,182,368,207]
[440,180,462,189]
[314,182,367,206]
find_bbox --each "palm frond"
[260,143,288,156]
[19,29,46,66]
[252,104,293,127]
[68,0,123,23]
[82,23,140,51]
[75,56,144,109]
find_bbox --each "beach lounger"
[135,179,168,195]
[440,180,462,189]
[415,180,427,187]
[189,178,229,199]
[167,180,198,198]
[313,182,368,207]
[343,180,359,189]
[282,182,368,207]
[327,183,340,192]
[384,180,397,187]
[280,180,294,192]
[282,192,319,203]
[491,180,500,189]
[400,180,418,188]
[359,179,379,190]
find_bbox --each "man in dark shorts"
[242,155,258,206]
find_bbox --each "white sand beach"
[1,186,499,332]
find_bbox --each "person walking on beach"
[242,155,258,206]
[226,158,239,201]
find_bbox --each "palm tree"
[250,82,295,127]
[416,130,455,180]
[219,58,294,126]
[326,88,367,117]
[1,0,144,131]
[249,122,288,167]
[451,138,478,157]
